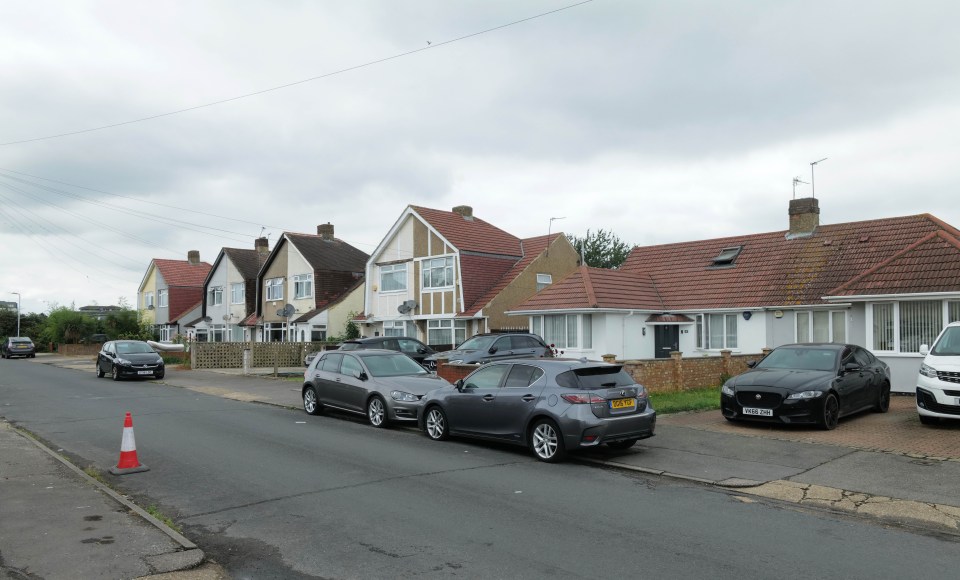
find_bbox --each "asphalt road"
[2,360,958,579]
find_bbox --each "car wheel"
[96,364,104,378]
[111,365,121,381]
[367,395,388,428]
[606,439,637,450]
[919,414,939,426]
[874,382,891,413]
[30,353,35,358]
[530,418,566,462]
[424,406,449,441]
[303,386,322,416]
[818,393,839,430]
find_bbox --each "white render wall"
[368,218,417,335]
[205,257,249,334]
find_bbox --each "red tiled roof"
[619,213,960,309]
[169,299,201,324]
[153,259,211,287]
[512,266,665,312]
[239,312,259,326]
[411,206,521,256]
[461,234,562,316]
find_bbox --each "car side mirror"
[454,378,464,391]
[488,346,498,354]
[356,371,368,381]
[417,347,427,354]
[919,344,930,356]
[746,360,758,368]
[842,362,860,374]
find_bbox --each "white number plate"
[137,370,154,375]
[742,407,773,417]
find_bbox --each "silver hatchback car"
[419,359,656,462]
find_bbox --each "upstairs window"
[144,292,154,309]
[208,286,223,306]
[293,274,313,299]
[380,263,407,292]
[710,246,743,268]
[266,277,284,301]
[158,289,168,308]
[536,273,552,292]
[231,283,245,304]
[422,257,454,289]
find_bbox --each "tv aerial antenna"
[792,176,809,199]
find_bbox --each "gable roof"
[223,248,268,280]
[461,234,564,316]
[283,232,369,272]
[153,259,211,287]
[619,213,960,310]
[511,266,665,312]
[411,206,521,256]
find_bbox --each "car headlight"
[721,383,735,396]
[391,390,419,402]
[787,390,824,400]
[919,363,938,378]
[116,358,132,366]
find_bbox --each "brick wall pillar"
[670,351,683,391]
[720,349,732,377]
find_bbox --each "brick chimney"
[187,250,200,265]
[255,237,269,255]
[788,197,820,239]
[317,223,334,240]
[452,205,474,220]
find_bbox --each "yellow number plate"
[610,398,635,410]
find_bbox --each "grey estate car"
[302,349,451,427]
[419,359,656,462]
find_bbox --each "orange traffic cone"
[109,412,149,475]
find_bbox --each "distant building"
[78,305,123,320]
[0,301,17,311]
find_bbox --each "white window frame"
[231,283,245,305]
[530,314,591,349]
[869,299,954,354]
[379,263,407,292]
[427,318,466,345]
[158,289,168,308]
[536,273,552,292]
[144,292,154,309]
[422,256,455,290]
[266,277,284,301]
[695,313,738,350]
[795,310,847,343]
[383,320,410,337]
[293,274,313,300]
[209,286,224,306]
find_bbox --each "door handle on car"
[521,395,536,402]
[482,394,496,402]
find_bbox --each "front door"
[654,325,679,359]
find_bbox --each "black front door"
[654,325,679,359]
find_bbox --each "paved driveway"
[660,395,960,461]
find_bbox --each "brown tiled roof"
[459,254,521,315]
[411,206,521,256]
[461,234,561,316]
[284,233,369,272]
[511,266,665,311]
[239,312,259,326]
[223,248,267,280]
[619,213,960,309]
[828,229,960,296]
[154,259,211,287]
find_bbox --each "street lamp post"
[10,292,21,337]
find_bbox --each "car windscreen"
[556,367,636,389]
[931,327,960,356]
[455,335,497,351]
[363,354,428,377]
[756,347,837,372]
[116,342,155,355]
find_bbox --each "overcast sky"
[2,0,959,317]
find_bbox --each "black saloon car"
[96,340,165,381]
[420,359,656,462]
[720,343,891,430]
[421,333,553,370]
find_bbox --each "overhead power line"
[0,0,595,146]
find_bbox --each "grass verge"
[649,386,721,415]
[146,505,182,533]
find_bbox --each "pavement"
[3,355,959,578]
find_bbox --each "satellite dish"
[202,316,213,323]
[147,305,155,310]
[222,314,231,321]
[276,309,285,317]
[282,304,296,317]
[398,299,418,314]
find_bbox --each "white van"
[917,321,960,425]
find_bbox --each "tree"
[567,229,632,269]
[38,307,97,344]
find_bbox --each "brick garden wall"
[435,349,770,392]
[57,344,102,356]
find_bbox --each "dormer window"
[710,246,743,268]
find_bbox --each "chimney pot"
[187,250,200,265]
[452,205,473,220]
[317,223,334,240]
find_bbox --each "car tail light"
[561,393,605,404]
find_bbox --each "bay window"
[871,299,954,353]
[530,314,592,349]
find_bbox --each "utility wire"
[0,0,595,146]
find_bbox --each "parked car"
[303,336,438,367]
[1,337,36,359]
[419,359,656,462]
[917,322,960,425]
[96,340,165,381]
[302,349,451,427]
[720,343,891,430]
[421,333,553,370]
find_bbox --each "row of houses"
[137,198,960,391]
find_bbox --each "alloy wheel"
[425,407,447,440]
[368,396,386,427]
[531,420,564,462]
